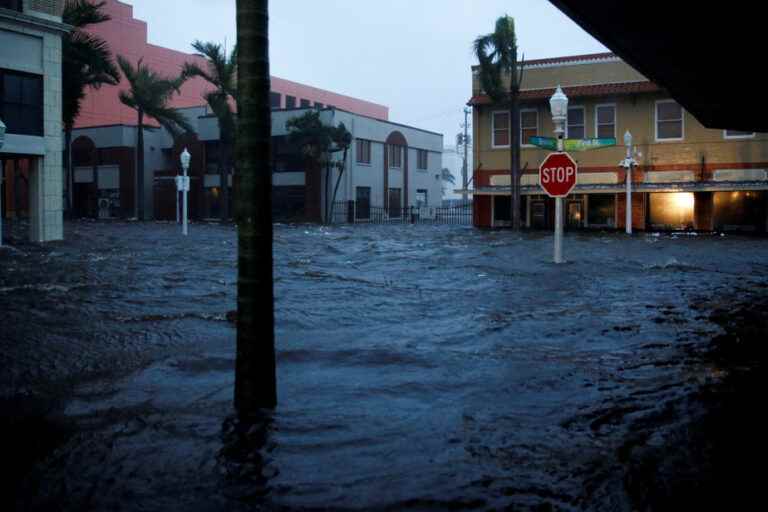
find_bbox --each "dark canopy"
[549,1,767,132]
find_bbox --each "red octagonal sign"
[539,152,578,198]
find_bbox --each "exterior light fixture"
[549,85,569,138]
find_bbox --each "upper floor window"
[300,99,311,108]
[356,138,371,164]
[492,111,509,148]
[595,104,616,139]
[315,102,324,109]
[521,109,538,146]
[0,70,43,136]
[724,129,755,139]
[656,100,683,141]
[566,106,585,139]
[417,149,428,170]
[388,144,402,168]
[270,92,281,110]
[285,95,296,108]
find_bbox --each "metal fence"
[330,201,473,225]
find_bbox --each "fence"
[330,201,473,225]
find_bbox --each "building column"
[693,191,714,231]
[28,155,63,243]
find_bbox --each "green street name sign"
[528,136,616,151]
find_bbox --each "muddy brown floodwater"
[1,220,766,510]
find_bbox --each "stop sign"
[539,152,578,197]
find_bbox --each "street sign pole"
[554,136,564,264]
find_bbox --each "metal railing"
[330,201,473,225]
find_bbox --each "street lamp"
[0,118,5,247]
[549,85,568,263]
[620,130,637,235]
[179,147,191,236]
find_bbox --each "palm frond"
[63,0,110,28]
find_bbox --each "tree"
[182,40,238,221]
[286,110,351,224]
[234,0,276,413]
[441,167,456,196]
[474,16,525,230]
[62,0,120,213]
[116,56,194,220]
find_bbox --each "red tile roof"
[471,52,617,70]
[468,81,662,106]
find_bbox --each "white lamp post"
[0,118,6,248]
[621,130,637,235]
[549,85,568,264]
[180,147,191,236]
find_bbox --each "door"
[567,200,583,228]
[493,196,511,227]
[356,186,371,220]
[531,200,547,229]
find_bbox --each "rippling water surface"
[2,221,767,510]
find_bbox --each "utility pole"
[460,107,471,202]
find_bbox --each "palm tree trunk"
[510,97,522,231]
[137,110,145,220]
[64,127,73,216]
[235,0,276,413]
[329,148,348,222]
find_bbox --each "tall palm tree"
[62,0,120,213]
[235,0,276,412]
[116,56,193,220]
[474,16,525,230]
[182,41,237,221]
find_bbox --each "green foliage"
[62,0,120,130]
[473,15,522,104]
[441,167,456,184]
[286,111,351,166]
[116,56,194,136]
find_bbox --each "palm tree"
[286,111,351,223]
[62,0,120,213]
[474,16,525,230]
[441,167,456,196]
[234,0,276,413]
[116,56,194,220]
[182,41,237,221]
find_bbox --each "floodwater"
[1,221,767,510]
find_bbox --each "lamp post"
[621,131,637,235]
[180,148,191,236]
[549,85,568,264]
[0,118,6,247]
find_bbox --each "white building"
[1,0,67,243]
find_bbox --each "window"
[595,104,616,139]
[492,111,509,147]
[300,99,311,108]
[417,149,428,170]
[567,107,585,139]
[315,102,324,109]
[285,95,296,108]
[388,144,402,168]
[356,139,371,164]
[724,129,755,139]
[0,70,43,136]
[270,92,281,110]
[521,109,538,146]
[656,100,683,141]
[356,186,371,220]
[415,189,428,207]
[388,188,402,216]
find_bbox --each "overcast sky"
[127,0,607,145]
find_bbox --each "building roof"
[471,52,617,71]
[548,1,767,132]
[468,80,661,106]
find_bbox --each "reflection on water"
[2,221,767,510]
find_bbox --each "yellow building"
[468,53,768,232]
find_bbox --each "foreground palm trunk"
[235,0,277,412]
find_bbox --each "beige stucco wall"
[473,91,768,174]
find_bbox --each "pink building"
[76,0,388,129]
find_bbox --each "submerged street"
[2,221,766,510]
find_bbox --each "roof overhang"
[548,1,767,132]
